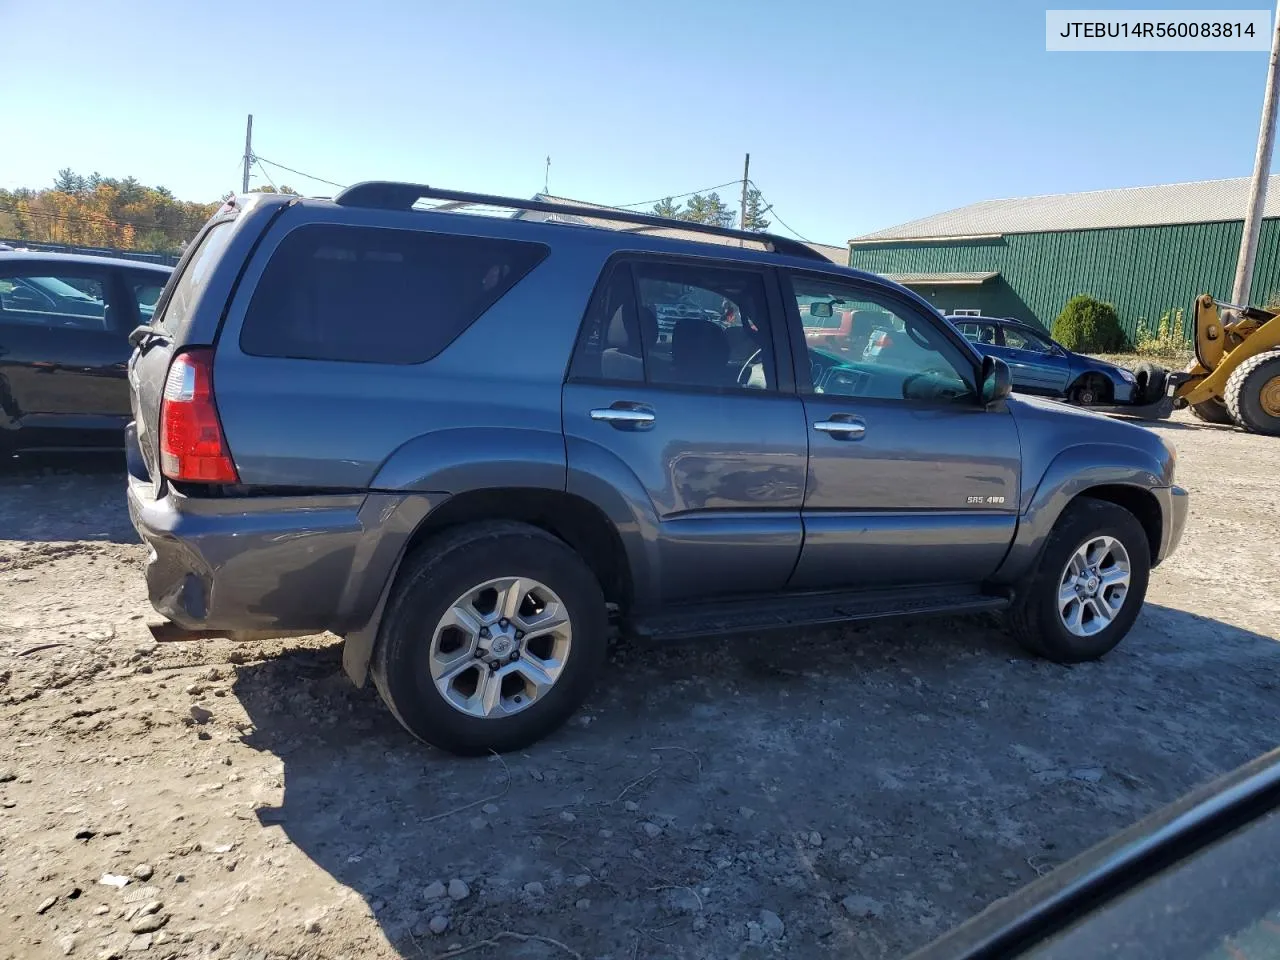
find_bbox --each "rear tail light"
[159,349,239,484]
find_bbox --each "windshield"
[23,275,99,302]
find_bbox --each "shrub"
[1052,295,1127,352]
[1133,310,1193,360]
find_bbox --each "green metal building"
[845,175,1280,340]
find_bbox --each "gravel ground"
[1,410,1278,960]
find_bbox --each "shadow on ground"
[0,453,136,544]
[232,604,1280,959]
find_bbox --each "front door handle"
[813,417,866,439]
[590,404,656,429]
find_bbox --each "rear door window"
[1003,324,1055,353]
[0,269,112,331]
[956,320,997,345]
[129,274,167,324]
[239,224,548,364]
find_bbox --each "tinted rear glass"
[239,223,548,364]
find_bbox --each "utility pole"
[544,155,551,195]
[241,114,254,195]
[739,153,750,245]
[1233,1,1280,305]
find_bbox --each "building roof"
[882,270,999,286]
[852,175,1280,243]
[520,194,847,263]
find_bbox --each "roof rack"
[333,182,828,262]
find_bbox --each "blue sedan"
[946,315,1137,405]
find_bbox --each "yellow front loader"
[1167,294,1280,435]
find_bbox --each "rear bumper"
[126,471,445,634]
[1155,484,1189,564]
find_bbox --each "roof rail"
[333,181,828,262]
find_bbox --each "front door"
[563,256,809,606]
[780,272,1021,590]
[0,262,132,448]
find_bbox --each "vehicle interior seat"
[599,302,643,381]
[670,317,731,386]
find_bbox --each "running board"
[628,588,1009,642]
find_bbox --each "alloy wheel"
[428,577,572,718]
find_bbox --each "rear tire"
[1224,349,1280,436]
[1006,498,1151,663]
[1189,397,1234,425]
[371,521,609,755]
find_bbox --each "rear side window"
[239,224,548,364]
[156,220,234,334]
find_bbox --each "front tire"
[1067,375,1111,406]
[371,521,609,755]
[1007,498,1151,663]
[1224,349,1280,436]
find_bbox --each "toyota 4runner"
[126,184,1188,755]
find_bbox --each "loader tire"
[1189,397,1234,425]
[1224,349,1280,436]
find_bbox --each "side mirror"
[981,356,1012,406]
[808,301,833,318]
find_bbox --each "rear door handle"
[813,417,866,439]
[590,405,656,429]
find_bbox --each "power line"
[0,204,160,231]
[253,159,278,192]
[253,155,347,190]
[613,179,743,210]
[748,180,813,242]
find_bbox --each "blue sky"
[4,0,1276,243]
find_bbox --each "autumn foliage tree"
[0,169,219,255]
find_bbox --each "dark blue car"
[946,314,1137,405]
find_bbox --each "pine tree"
[742,188,771,232]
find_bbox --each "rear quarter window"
[238,223,548,364]
[156,220,235,335]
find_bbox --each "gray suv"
[126,184,1188,755]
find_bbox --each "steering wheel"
[902,368,964,401]
[905,322,933,349]
[737,347,763,386]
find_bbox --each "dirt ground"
[2,409,1278,960]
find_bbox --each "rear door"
[779,272,1020,590]
[992,323,1072,395]
[0,260,131,448]
[562,255,809,605]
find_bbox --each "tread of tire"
[1189,398,1234,425]
[370,521,562,730]
[1007,497,1149,664]
[1224,349,1280,431]
[369,519,607,755]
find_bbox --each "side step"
[628,588,1009,643]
